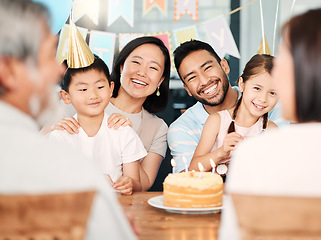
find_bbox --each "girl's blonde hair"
[228,54,274,133]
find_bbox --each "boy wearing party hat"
[49,21,146,195]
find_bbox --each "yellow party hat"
[257,35,271,55]
[67,20,94,68]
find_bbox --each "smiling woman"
[108,36,171,191]
[111,36,170,114]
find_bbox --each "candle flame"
[210,159,216,168]
[198,162,204,172]
[171,159,176,167]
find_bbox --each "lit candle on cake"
[210,159,216,174]
[182,156,188,173]
[198,162,204,179]
[171,159,176,174]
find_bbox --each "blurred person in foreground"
[0,0,137,239]
[220,8,321,240]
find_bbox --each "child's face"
[61,69,113,118]
[239,71,279,118]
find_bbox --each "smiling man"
[168,40,285,173]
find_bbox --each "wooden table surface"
[118,192,221,240]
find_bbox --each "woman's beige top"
[106,102,168,158]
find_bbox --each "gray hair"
[0,0,50,63]
[0,0,50,94]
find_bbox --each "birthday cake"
[163,172,223,208]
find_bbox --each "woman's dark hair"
[282,8,321,122]
[228,54,274,133]
[173,40,221,81]
[110,36,171,113]
[61,55,111,92]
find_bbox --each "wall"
[240,0,321,73]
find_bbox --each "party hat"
[67,20,94,68]
[257,35,271,55]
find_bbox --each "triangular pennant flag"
[174,0,198,22]
[143,0,168,16]
[118,33,144,51]
[258,35,271,55]
[72,0,99,25]
[89,30,116,69]
[148,31,174,70]
[173,26,198,47]
[204,16,240,59]
[67,21,94,69]
[108,0,134,27]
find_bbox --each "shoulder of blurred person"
[227,123,321,196]
[0,101,137,239]
[0,1,137,239]
[219,123,321,240]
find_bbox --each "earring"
[156,86,160,96]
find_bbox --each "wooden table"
[118,192,221,240]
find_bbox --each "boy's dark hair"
[61,55,111,92]
[173,40,221,81]
[111,36,171,114]
[228,54,274,133]
[283,8,321,122]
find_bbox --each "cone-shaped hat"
[67,20,94,68]
[257,35,271,55]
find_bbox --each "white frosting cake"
[163,172,223,208]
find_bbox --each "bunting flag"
[143,0,168,16]
[72,0,99,25]
[118,33,144,51]
[172,26,198,47]
[108,0,134,27]
[149,32,174,70]
[203,16,240,59]
[174,0,198,22]
[258,35,271,55]
[89,30,116,68]
[56,24,88,63]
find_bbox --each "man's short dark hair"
[173,40,221,80]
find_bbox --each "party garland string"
[79,0,260,37]
[273,0,280,55]
[259,0,266,54]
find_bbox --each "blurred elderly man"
[0,0,136,239]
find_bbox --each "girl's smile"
[252,102,267,110]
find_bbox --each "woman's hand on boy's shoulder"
[53,117,80,134]
[107,113,132,130]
